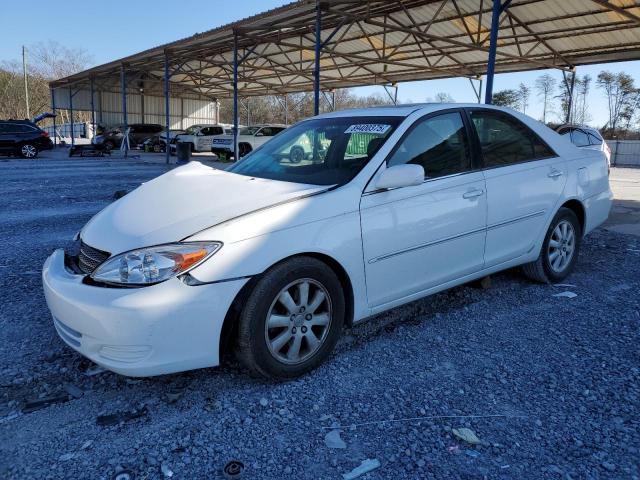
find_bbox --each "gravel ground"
[1,155,639,480]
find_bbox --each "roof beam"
[590,0,640,25]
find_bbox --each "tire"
[19,143,38,159]
[289,146,304,163]
[522,207,581,283]
[153,144,162,153]
[237,256,345,379]
[238,143,252,158]
[103,140,115,151]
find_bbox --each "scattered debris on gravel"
[1,158,639,479]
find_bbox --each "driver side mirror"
[375,164,424,190]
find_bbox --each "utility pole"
[22,46,30,119]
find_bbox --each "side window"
[588,133,603,146]
[387,111,471,179]
[210,127,223,135]
[200,127,212,136]
[470,110,555,167]
[272,127,286,135]
[570,129,590,147]
[260,127,274,136]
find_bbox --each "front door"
[360,110,487,309]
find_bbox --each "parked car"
[43,104,612,379]
[170,124,233,154]
[557,124,611,168]
[93,124,164,151]
[0,119,53,158]
[211,124,287,159]
[142,129,185,153]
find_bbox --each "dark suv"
[0,120,53,158]
[93,124,164,150]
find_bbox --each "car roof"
[315,103,519,119]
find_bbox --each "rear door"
[0,123,12,151]
[467,108,566,267]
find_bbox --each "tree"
[217,89,393,125]
[434,92,455,103]
[535,74,556,123]
[518,83,530,114]
[0,41,93,122]
[597,71,638,135]
[574,74,592,125]
[492,89,520,109]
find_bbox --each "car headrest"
[367,137,385,157]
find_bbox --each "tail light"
[40,131,49,138]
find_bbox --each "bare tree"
[597,71,637,135]
[0,41,93,122]
[518,83,530,114]
[433,92,455,103]
[218,89,392,125]
[535,73,556,123]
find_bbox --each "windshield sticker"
[344,124,391,134]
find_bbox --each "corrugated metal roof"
[50,0,640,100]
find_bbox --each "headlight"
[90,242,222,286]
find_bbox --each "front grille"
[78,241,110,274]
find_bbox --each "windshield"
[228,116,402,186]
[239,126,261,135]
[184,125,202,135]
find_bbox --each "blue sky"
[2,0,638,127]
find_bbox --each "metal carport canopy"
[50,0,640,99]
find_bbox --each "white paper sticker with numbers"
[344,124,391,134]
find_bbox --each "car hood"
[81,162,327,254]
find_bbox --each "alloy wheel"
[547,219,575,273]
[264,278,332,365]
[21,144,37,158]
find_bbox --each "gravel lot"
[1,154,639,480]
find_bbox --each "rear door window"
[469,109,555,168]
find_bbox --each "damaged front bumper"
[42,249,248,377]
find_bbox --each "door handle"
[548,169,563,178]
[462,189,484,199]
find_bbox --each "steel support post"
[51,88,57,147]
[164,51,171,164]
[314,0,321,116]
[484,0,501,104]
[69,87,74,148]
[90,77,96,142]
[233,31,239,161]
[120,64,128,158]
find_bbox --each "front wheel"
[237,257,345,379]
[20,143,38,158]
[522,207,581,283]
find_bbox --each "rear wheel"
[103,140,115,151]
[522,207,581,283]
[237,257,345,379]
[19,143,38,158]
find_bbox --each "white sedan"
[42,104,612,379]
